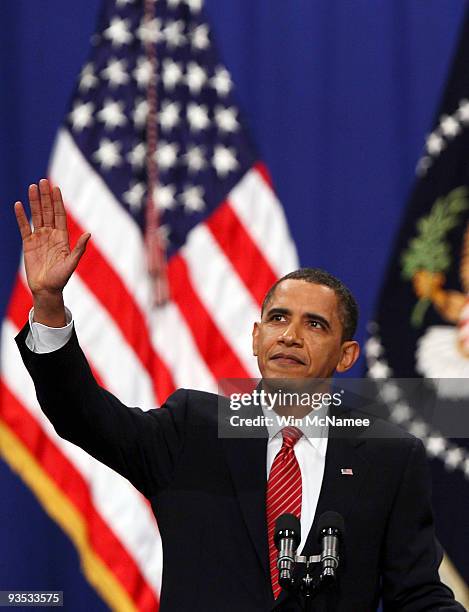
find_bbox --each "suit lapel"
[302,434,370,557]
[221,433,270,580]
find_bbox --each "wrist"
[32,291,66,327]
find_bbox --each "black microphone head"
[317,511,345,540]
[274,513,301,548]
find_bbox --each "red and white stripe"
[0,128,298,609]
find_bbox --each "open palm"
[14,179,90,296]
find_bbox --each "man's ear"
[252,321,260,356]
[336,341,360,373]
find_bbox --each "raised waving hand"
[14,179,90,326]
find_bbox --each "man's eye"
[308,320,323,329]
[270,314,285,321]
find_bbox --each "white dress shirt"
[27,308,328,553]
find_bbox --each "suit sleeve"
[381,437,466,611]
[15,322,187,499]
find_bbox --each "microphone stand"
[300,556,318,612]
[275,513,343,610]
[279,553,336,611]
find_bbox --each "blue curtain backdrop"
[0,0,466,608]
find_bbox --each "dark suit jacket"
[16,324,465,612]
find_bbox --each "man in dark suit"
[14,180,465,611]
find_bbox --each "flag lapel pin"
[341,468,354,476]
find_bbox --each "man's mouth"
[270,353,306,365]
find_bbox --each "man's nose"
[279,322,304,346]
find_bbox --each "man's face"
[252,279,359,380]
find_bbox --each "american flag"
[0,0,297,609]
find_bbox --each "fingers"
[14,202,32,240]
[70,232,91,267]
[39,178,54,227]
[28,183,43,229]
[27,180,68,232]
[28,179,53,228]
[52,185,67,231]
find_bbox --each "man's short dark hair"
[261,268,359,341]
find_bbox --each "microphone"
[316,511,344,582]
[274,513,301,589]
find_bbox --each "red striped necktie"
[266,426,303,599]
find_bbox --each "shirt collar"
[261,404,329,452]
